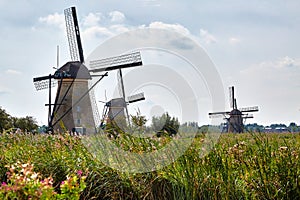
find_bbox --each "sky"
[0,0,300,126]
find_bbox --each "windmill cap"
[54,61,91,79]
[230,109,242,115]
[107,98,127,107]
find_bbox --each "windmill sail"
[239,106,259,112]
[117,69,130,124]
[89,52,142,72]
[33,76,56,91]
[229,86,235,109]
[128,92,145,103]
[64,7,84,63]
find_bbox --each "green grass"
[0,132,299,199]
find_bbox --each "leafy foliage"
[152,112,180,136]
[0,107,12,131]
[0,107,38,132]
[12,116,39,132]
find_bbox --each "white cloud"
[149,21,190,36]
[244,56,299,72]
[81,12,129,41]
[83,13,101,27]
[229,37,241,45]
[82,26,114,40]
[81,16,193,43]
[277,56,296,68]
[37,9,194,45]
[138,0,161,7]
[239,56,300,96]
[110,24,130,33]
[199,29,217,44]
[231,56,300,124]
[38,13,64,29]
[109,11,125,23]
[243,56,299,73]
[5,69,22,75]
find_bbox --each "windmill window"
[77,119,81,124]
[77,106,81,112]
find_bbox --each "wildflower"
[279,146,288,151]
[30,172,39,179]
[22,163,29,168]
[291,150,298,158]
[77,170,83,177]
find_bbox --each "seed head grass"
[0,131,299,199]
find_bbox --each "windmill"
[33,6,144,134]
[208,86,259,133]
[89,52,145,129]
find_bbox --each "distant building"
[274,127,289,133]
[263,126,289,133]
[263,126,272,133]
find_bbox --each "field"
[0,131,299,199]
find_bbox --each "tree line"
[0,107,38,132]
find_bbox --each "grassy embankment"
[0,131,299,199]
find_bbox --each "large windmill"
[33,6,144,134]
[209,86,259,133]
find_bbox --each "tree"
[12,116,38,132]
[288,122,298,133]
[198,125,209,134]
[130,111,147,134]
[270,123,287,129]
[244,123,264,132]
[0,107,12,131]
[0,106,38,132]
[151,112,180,137]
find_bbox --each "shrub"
[0,162,86,200]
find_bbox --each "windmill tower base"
[228,109,243,133]
[53,79,96,134]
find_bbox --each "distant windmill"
[89,53,146,128]
[209,86,259,133]
[33,6,144,133]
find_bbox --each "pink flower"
[77,170,83,176]
[1,182,7,186]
